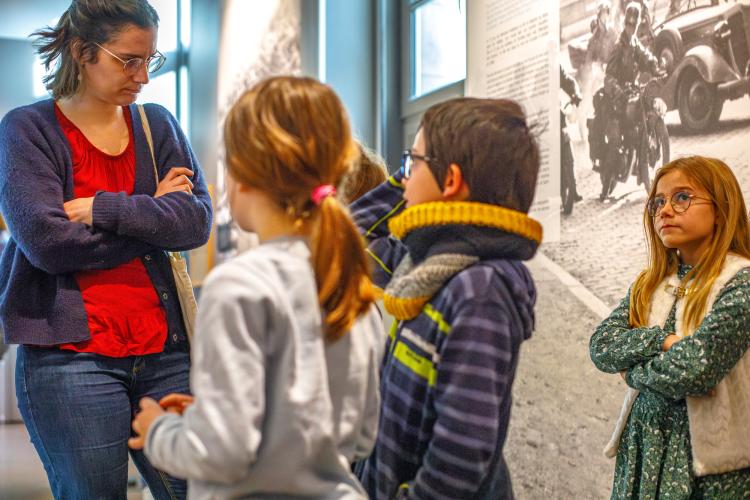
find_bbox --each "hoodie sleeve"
[92,104,212,252]
[349,172,408,289]
[626,269,750,399]
[144,265,268,483]
[589,288,670,373]
[403,268,522,499]
[352,324,383,462]
[357,308,388,461]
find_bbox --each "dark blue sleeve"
[408,269,518,499]
[0,108,153,275]
[349,172,409,288]
[92,104,212,251]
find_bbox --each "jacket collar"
[388,201,542,264]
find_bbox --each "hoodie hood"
[484,258,536,342]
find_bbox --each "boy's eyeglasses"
[647,191,712,217]
[400,149,438,179]
[94,43,166,75]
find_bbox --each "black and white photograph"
[475,1,750,497]
[554,0,750,306]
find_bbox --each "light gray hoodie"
[145,238,384,499]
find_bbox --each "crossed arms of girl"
[590,273,750,400]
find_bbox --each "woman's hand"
[662,334,681,352]
[155,167,194,198]
[159,393,195,415]
[129,397,166,450]
[63,197,94,225]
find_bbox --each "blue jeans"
[16,345,190,500]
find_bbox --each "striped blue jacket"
[352,174,536,499]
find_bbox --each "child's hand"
[129,397,166,450]
[159,393,195,415]
[661,334,681,351]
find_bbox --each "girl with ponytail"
[0,1,212,497]
[130,76,383,499]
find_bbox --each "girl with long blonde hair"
[129,76,383,499]
[590,156,750,498]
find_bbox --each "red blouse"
[56,105,168,357]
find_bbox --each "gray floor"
[0,422,145,499]
[0,423,52,500]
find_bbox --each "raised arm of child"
[349,172,409,289]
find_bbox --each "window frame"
[399,0,465,152]
[143,0,190,130]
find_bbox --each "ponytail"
[310,196,375,341]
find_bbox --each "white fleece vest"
[604,254,750,476]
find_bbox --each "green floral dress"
[590,265,750,499]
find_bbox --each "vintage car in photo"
[654,0,750,131]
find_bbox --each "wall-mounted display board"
[467,0,561,241]
[469,0,750,308]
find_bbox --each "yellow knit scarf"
[383,201,542,320]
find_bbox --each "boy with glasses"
[351,97,541,499]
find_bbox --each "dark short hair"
[419,97,540,213]
[33,0,160,99]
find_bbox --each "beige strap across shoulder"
[137,105,160,186]
[135,104,197,342]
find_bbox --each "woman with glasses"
[0,1,212,498]
[590,156,750,498]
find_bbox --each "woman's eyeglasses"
[95,43,166,75]
[400,149,438,179]
[646,191,712,217]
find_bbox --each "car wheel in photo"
[677,68,724,132]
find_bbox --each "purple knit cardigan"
[0,99,213,346]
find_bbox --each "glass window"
[138,71,177,116]
[33,56,49,98]
[132,0,190,131]
[179,65,190,136]
[149,0,178,53]
[411,0,466,98]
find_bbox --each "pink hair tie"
[311,184,336,205]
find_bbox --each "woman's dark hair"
[419,97,540,213]
[32,0,159,99]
